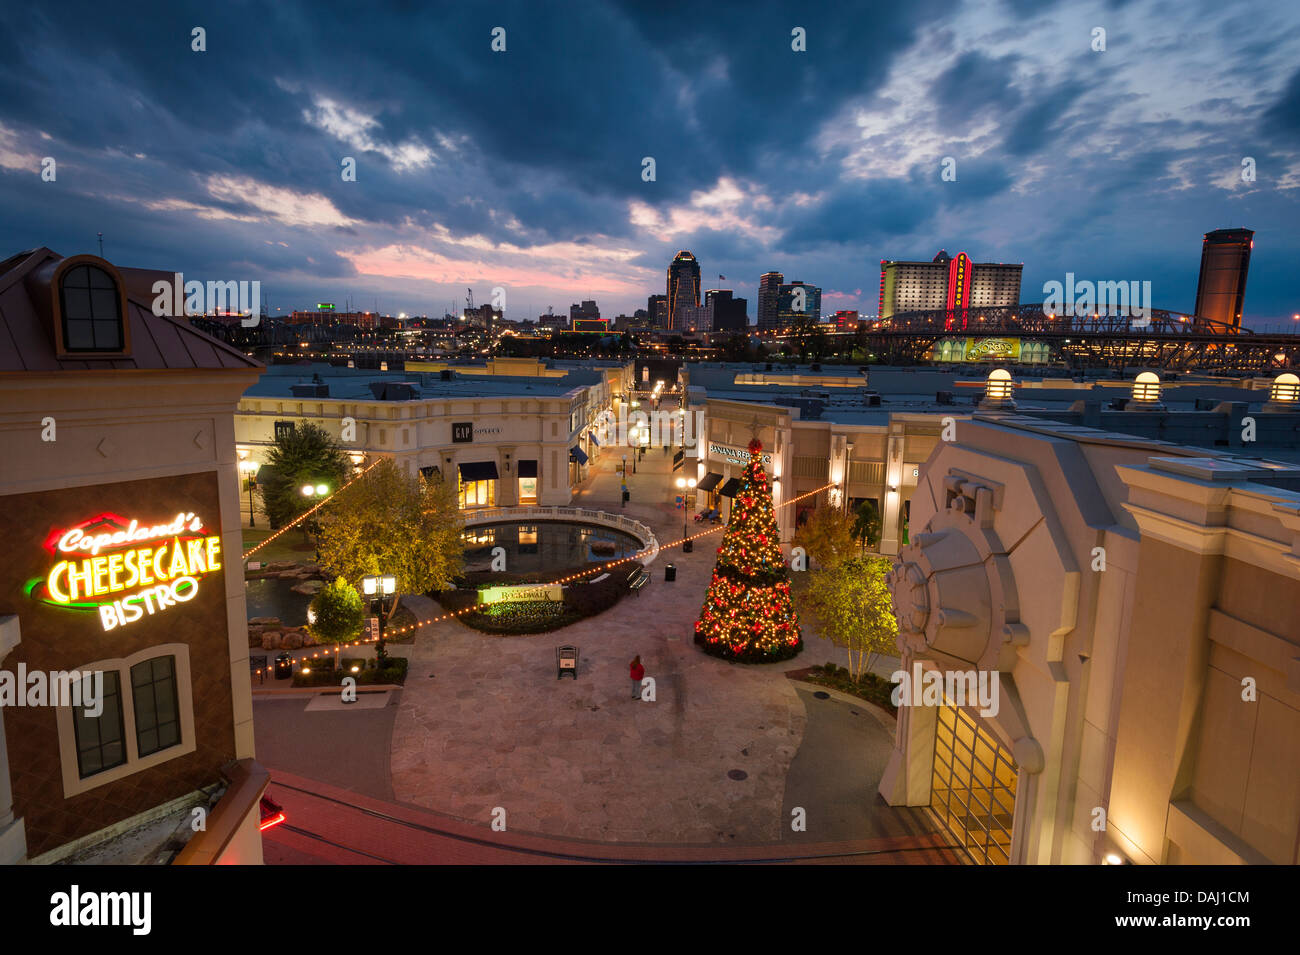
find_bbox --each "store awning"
[697,472,723,492]
[458,461,499,482]
[517,459,538,478]
[719,477,742,497]
[570,446,589,465]
[589,432,601,447]
[419,465,442,481]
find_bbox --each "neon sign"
[34,511,222,631]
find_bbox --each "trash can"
[683,539,694,553]
[622,489,630,504]
[664,563,676,582]
[274,652,293,680]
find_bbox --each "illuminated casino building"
[667,251,701,332]
[0,248,267,864]
[879,250,1022,326]
[1193,228,1253,331]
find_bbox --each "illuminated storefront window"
[457,461,499,509]
[518,476,538,505]
[459,479,496,508]
[931,702,1018,865]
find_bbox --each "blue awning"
[589,432,601,447]
[570,446,589,464]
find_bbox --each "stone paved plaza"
[385,435,910,845]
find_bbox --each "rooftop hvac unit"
[290,382,329,397]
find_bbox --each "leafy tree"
[804,557,898,681]
[259,422,350,530]
[793,505,856,569]
[308,577,365,645]
[316,457,464,600]
[851,499,882,554]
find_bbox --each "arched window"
[60,264,123,351]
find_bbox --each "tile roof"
[0,248,262,374]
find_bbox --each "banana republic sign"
[709,442,772,467]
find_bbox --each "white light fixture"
[301,484,315,496]
[362,575,377,596]
[1132,371,1160,402]
[980,368,1016,410]
[1269,372,1299,403]
[315,483,329,496]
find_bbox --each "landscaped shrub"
[292,656,408,687]
[433,568,632,634]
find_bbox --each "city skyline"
[2,1,1300,327]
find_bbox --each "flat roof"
[244,363,593,400]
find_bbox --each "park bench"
[626,565,649,595]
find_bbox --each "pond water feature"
[244,576,314,625]
[462,521,642,575]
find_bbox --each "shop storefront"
[457,461,499,509]
[517,460,539,504]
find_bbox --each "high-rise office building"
[569,300,600,323]
[705,289,748,332]
[757,271,783,331]
[667,251,701,331]
[647,294,667,329]
[777,281,821,329]
[1193,228,1253,330]
[878,250,1021,321]
[676,301,713,333]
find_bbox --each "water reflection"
[463,522,641,574]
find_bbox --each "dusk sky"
[2,0,1299,326]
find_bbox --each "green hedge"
[434,569,631,634]
[292,656,408,687]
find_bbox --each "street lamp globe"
[301,484,315,496]
[315,483,329,496]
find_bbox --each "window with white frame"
[56,643,196,798]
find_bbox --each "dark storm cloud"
[0,0,1297,320]
[930,51,1022,130]
[1261,67,1300,141]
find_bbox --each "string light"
[253,478,836,676]
[243,459,385,560]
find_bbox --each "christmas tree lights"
[694,438,803,663]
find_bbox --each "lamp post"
[361,573,397,667]
[239,459,260,528]
[301,483,330,557]
[677,476,696,552]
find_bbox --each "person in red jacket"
[630,655,645,699]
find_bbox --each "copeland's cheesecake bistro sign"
[32,511,223,631]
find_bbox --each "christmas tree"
[694,437,803,663]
